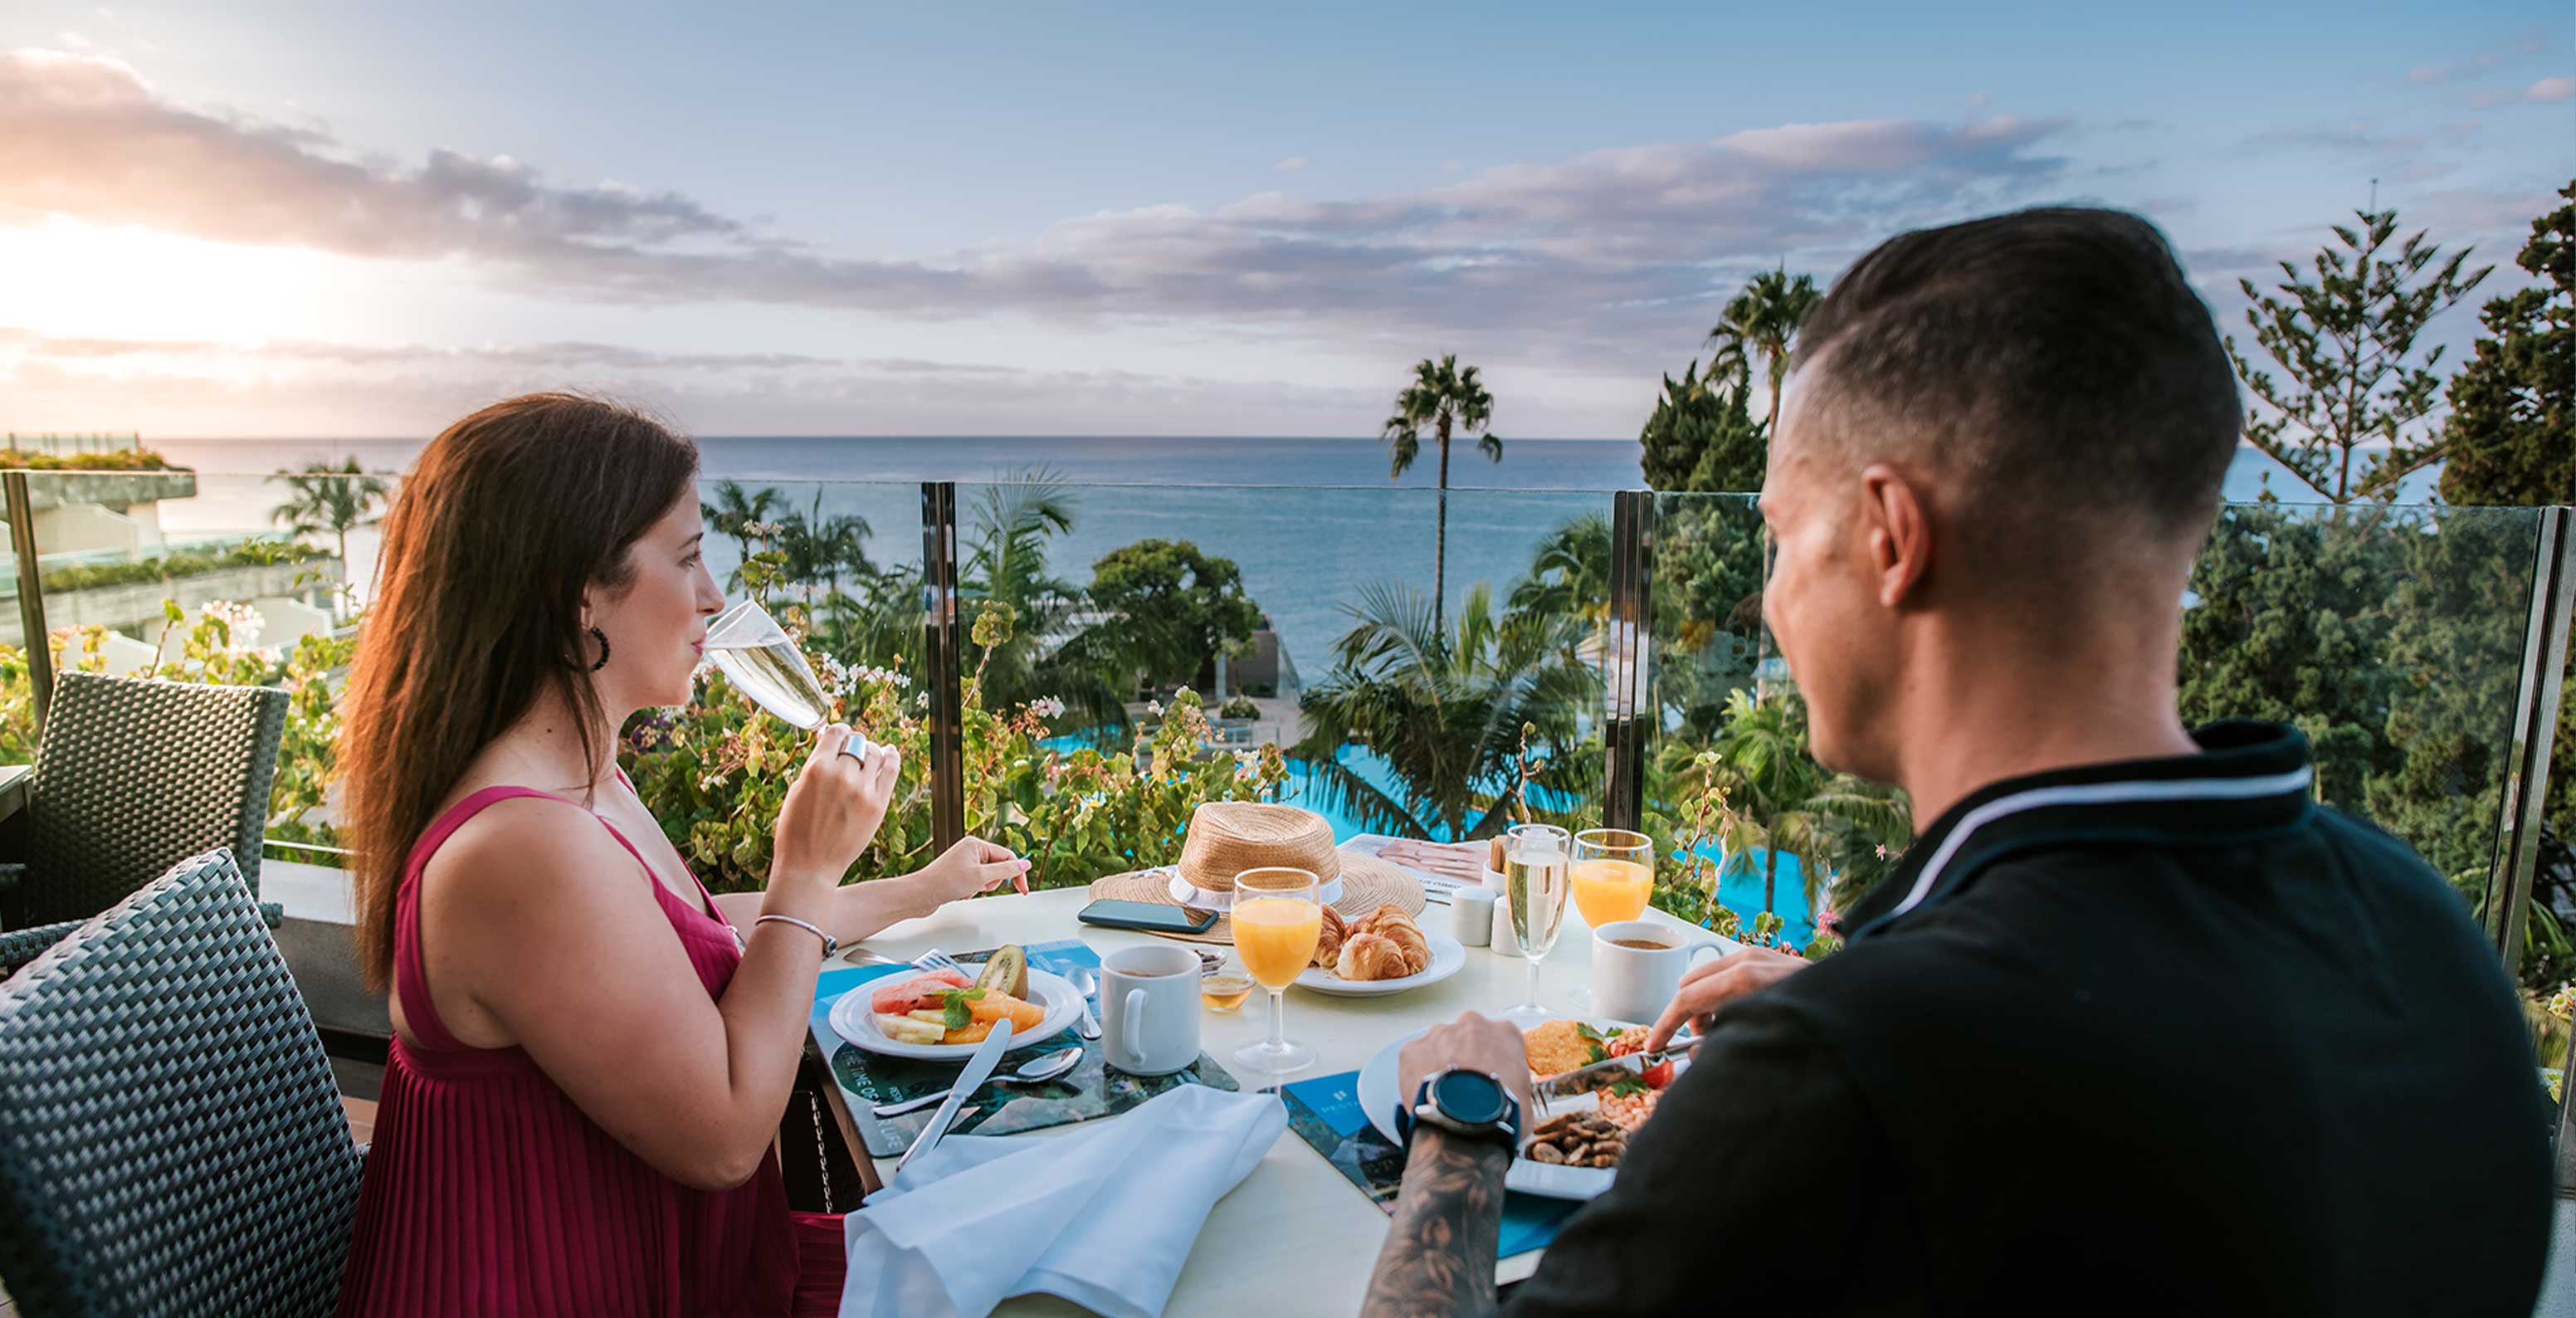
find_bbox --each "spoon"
[873,1046,1086,1118]
[1066,965,1102,1039]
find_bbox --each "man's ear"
[1857,464,1932,608]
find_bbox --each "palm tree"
[1381,355,1500,628]
[702,480,783,588]
[1696,688,1910,919]
[1707,266,1822,439]
[1506,512,1611,631]
[773,489,874,623]
[267,457,392,570]
[1295,581,1594,840]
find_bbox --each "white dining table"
[812,884,1720,1317]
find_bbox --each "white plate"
[1296,929,1467,996]
[828,968,1082,1061]
[1356,1023,1684,1201]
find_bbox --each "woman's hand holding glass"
[765,724,898,919]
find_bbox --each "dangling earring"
[588,626,611,671]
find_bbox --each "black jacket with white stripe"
[1504,721,2552,1316]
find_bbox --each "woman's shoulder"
[419,787,638,912]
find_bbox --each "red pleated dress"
[335,785,846,1316]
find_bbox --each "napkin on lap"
[842,1084,1286,1318]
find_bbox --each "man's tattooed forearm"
[1360,1130,1511,1318]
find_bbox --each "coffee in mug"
[1099,944,1203,1076]
[1592,919,1732,1024]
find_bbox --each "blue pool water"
[1041,735,1818,941]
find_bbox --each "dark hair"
[341,393,698,991]
[1791,207,2239,559]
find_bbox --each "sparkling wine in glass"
[1503,825,1571,1027]
[704,599,833,731]
[1230,866,1323,1076]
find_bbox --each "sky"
[0,1,2569,439]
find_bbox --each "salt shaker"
[1487,863,1521,958]
[1450,886,1495,947]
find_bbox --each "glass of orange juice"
[1568,828,1656,1013]
[1229,866,1323,1076]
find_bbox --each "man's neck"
[1885,627,2199,831]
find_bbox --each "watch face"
[1432,1069,1508,1126]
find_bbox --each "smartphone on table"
[1076,899,1217,935]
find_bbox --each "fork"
[914,948,966,975]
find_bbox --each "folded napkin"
[842,1084,1286,1318]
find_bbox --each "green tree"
[1296,581,1593,840]
[1639,358,1768,495]
[2227,207,2492,503]
[1688,688,1910,918]
[1707,266,1822,441]
[1506,513,1611,631]
[2440,181,2574,507]
[267,457,392,570]
[1381,354,1500,628]
[1080,539,1263,690]
[701,480,783,588]
[960,472,1090,715]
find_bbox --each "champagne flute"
[1502,825,1571,1027]
[1566,827,1656,1014]
[703,598,870,760]
[1229,866,1323,1076]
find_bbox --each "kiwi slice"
[976,945,1030,1000]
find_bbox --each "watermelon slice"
[869,969,970,1016]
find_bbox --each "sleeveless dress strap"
[395,784,661,1052]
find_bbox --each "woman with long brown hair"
[332,393,1027,1316]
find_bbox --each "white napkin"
[841,1084,1286,1318]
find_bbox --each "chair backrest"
[22,671,289,926]
[0,848,361,1317]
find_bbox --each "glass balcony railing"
[4,466,2569,1058]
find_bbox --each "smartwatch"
[1393,1067,1522,1150]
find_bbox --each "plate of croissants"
[1295,903,1466,996]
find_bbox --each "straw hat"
[1087,802,1424,945]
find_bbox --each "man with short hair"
[1359,207,2554,1317]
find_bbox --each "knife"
[893,1018,1012,1179]
[1535,1037,1694,1101]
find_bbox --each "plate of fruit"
[827,945,1083,1060]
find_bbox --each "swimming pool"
[1039,735,1819,943]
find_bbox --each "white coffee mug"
[1100,944,1203,1076]
[1592,920,1734,1025]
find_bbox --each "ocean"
[146,435,2429,695]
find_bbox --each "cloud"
[0,48,2081,366]
[0,326,1427,437]
[1271,156,1307,173]
[2525,76,2575,103]
[2408,27,2548,84]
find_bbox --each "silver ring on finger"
[837,735,872,766]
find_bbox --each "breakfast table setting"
[802,802,1739,1318]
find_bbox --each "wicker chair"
[0,847,363,1316]
[0,672,289,974]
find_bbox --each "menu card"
[1281,1070,1581,1261]
[808,938,1239,1159]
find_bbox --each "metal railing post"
[2487,506,2575,973]
[4,471,51,735]
[920,482,965,854]
[1603,490,1655,832]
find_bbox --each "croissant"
[1376,919,1432,975]
[1311,905,1349,968]
[1353,903,1412,937]
[1335,931,1411,981]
